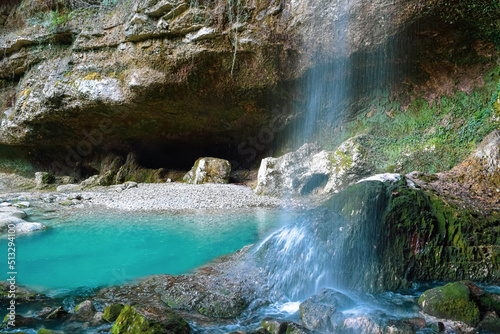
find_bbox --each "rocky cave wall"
[0,0,499,178]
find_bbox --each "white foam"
[278,301,301,314]
[356,173,401,183]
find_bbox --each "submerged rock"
[111,304,190,334]
[183,157,231,184]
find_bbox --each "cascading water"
[252,0,404,304]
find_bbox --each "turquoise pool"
[3,207,281,294]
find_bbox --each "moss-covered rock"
[478,311,500,333]
[111,304,189,334]
[183,157,231,184]
[37,329,64,334]
[73,300,96,321]
[261,318,289,334]
[103,304,124,323]
[418,281,480,326]
[320,177,500,291]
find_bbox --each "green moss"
[103,304,124,323]
[37,329,64,334]
[111,305,189,334]
[111,305,162,334]
[418,282,480,326]
[337,67,500,174]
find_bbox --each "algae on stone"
[418,281,480,326]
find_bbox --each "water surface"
[5,207,282,294]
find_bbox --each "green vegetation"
[422,0,500,47]
[418,282,480,326]
[103,304,124,323]
[338,67,500,174]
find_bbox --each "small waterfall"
[254,0,405,302]
[292,0,354,147]
[254,197,385,301]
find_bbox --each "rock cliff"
[1,0,498,176]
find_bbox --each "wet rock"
[73,300,96,321]
[284,322,311,334]
[255,137,372,197]
[103,304,124,322]
[429,322,445,332]
[1,313,40,329]
[478,311,500,333]
[0,281,46,303]
[183,158,231,185]
[45,306,68,320]
[15,221,46,233]
[407,317,426,329]
[385,320,416,333]
[341,314,385,333]
[160,278,249,318]
[0,207,46,234]
[261,318,288,334]
[111,304,190,334]
[37,329,64,334]
[418,281,480,326]
[0,206,27,219]
[299,288,354,332]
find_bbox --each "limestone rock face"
[1,0,479,173]
[183,158,231,184]
[255,137,372,196]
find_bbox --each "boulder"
[0,206,27,219]
[35,172,55,189]
[261,318,289,334]
[299,288,354,332]
[418,281,480,326]
[255,137,372,197]
[183,158,231,184]
[73,300,96,321]
[14,222,46,233]
[479,311,500,333]
[111,304,190,334]
[0,207,46,234]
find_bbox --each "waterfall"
[253,0,403,301]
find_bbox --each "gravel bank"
[88,183,284,211]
